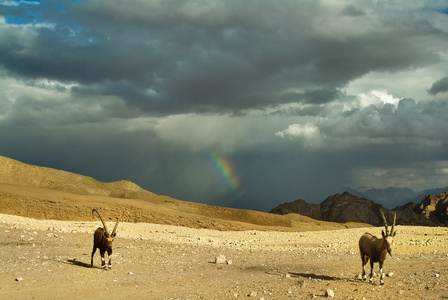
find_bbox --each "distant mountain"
[408,187,448,205]
[344,186,448,209]
[269,199,321,220]
[319,192,386,226]
[344,186,415,208]
[270,192,393,226]
[270,190,447,226]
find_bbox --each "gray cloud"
[1,1,448,211]
[428,77,448,95]
[2,0,447,116]
[277,98,448,146]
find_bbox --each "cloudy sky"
[1,0,448,211]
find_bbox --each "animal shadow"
[67,259,92,269]
[289,272,340,281]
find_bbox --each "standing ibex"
[91,209,123,269]
[359,210,396,285]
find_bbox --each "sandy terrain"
[1,157,448,299]
[1,213,447,300]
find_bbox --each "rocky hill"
[416,190,448,225]
[270,191,446,226]
[269,199,321,220]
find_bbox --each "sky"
[1,0,448,212]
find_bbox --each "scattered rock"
[325,289,334,297]
[214,255,226,264]
[15,277,23,282]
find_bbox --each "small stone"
[387,272,394,277]
[325,289,334,297]
[15,277,23,282]
[249,291,257,297]
[214,255,226,264]
[128,272,133,275]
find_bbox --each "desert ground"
[1,157,448,299]
[1,213,447,300]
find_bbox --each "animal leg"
[91,247,97,267]
[107,249,113,269]
[379,261,384,285]
[361,255,369,280]
[369,261,374,283]
[100,250,106,269]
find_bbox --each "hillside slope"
[0,156,366,231]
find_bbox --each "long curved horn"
[390,211,396,234]
[92,209,110,235]
[111,211,124,236]
[380,209,389,235]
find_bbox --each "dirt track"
[1,213,448,299]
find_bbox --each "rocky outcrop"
[415,191,448,225]
[392,202,438,226]
[269,192,394,226]
[319,192,386,226]
[270,190,448,226]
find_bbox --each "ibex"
[91,209,123,269]
[359,210,396,285]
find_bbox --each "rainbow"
[208,152,241,192]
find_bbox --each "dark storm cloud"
[1,1,448,212]
[1,0,447,115]
[428,77,448,95]
[281,88,343,105]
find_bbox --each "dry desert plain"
[1,212,448,299]
[0,156,448,299]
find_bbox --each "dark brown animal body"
[91,209,123,269]
[358,210,396,285]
